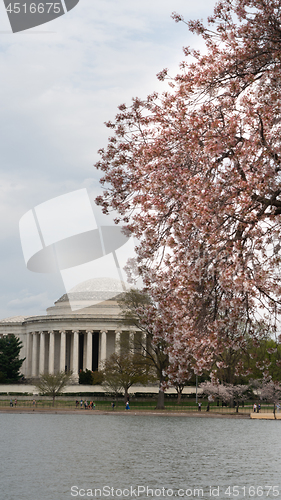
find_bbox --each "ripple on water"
[1,415,280,500]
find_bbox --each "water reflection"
[1,415,280,500]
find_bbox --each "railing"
[0,399,277,413]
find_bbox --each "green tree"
[244,337,281,382]
[79,369,105,385]
[79,369,93,385]
[102,351,152,404]
[33,371,73,406]
[0,334,25,383]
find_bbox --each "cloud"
[0,0,217,318]
[6,290,53,316]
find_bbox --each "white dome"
[69,277,129,294]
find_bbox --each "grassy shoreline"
[0,406,250,417]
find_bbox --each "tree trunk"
[236,404,239,413]
[156,389,165,409]
[177,390,182,404]
[124,389,129,403]
[274,402,276,419]
[52,395,55,407]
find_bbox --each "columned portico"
[0,278,143,379]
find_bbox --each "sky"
[0,0,217,319]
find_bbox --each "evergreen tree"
[0,334,25,383]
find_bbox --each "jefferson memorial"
[0,278,138,381]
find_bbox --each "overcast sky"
[0,0,217,319]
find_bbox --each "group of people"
[253,403,261,413]
[76,399,95,410]
[74,399,131,410]
[9,398,17,407]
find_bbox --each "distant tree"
[259,378,281,419]
[0,334,25,383]
[166,353,195,404]
[78,369,105,385]
[101,360,122,406]
[79,369,93,385]
[33,371,73,406]
[91,370,104,385]
[200,381,249,412]
[244,336,281,382]
[102,351,152,403]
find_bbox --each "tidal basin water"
[1,414,281,500]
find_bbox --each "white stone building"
[0,278,138,381]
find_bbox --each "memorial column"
[115,330,121,355]
[49,331,55,374]
[72,331,79,379]
[31,332,38,377]
[99,330,107,368]
[129,330,135,353]
[86,331,93,371]
[60,331,66,373]
[39,332,45,375]
[25,332,32,378]
[141,332,147,355]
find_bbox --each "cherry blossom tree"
[200,380,249,411]
[96,0,281,382]
[259,378,281,418]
